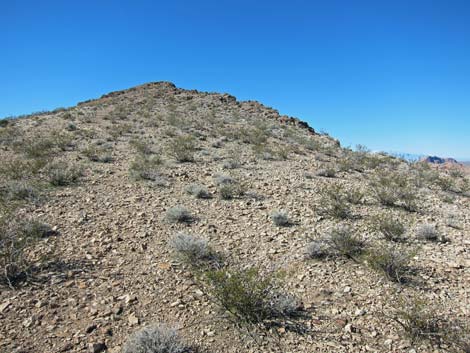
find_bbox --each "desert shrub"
[168,135,196,162]
[445,212,461,229]
[16,130,74,158]
[203,267,300,326]
[123,323,189,353]
[345,188,365,205]
[222,159,240,170]
[0,181,38,203]
[305,239,331,259]
[214,174,236,186]
[129,155,162,181]
[391,298,445,346]
[436,175,455,192]
[271,210,290,227]
[82,145,113,163]
[214,175,244,200]
[46,161,82,186]
[0,216,48,284]
[165,206,193,223]
[370,170,418,211]
[371,214,406,241]
[415,224,440,242]
[0,156,47,180]
[218,183,244,200]
[65,122,77,131]
[130,138,154,155]
[365,246,412,283]
[316,168,336,178]
[316,183,351,219]
[169,233,212,266]
[327,225,364,259]
[185,184,211,199]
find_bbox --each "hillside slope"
[0,82,469,353]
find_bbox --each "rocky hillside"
[0,82,469,353]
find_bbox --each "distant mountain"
[420,156,460,165]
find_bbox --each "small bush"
[203,267,300,326]
[129,155,162,181]
[345,188,364,205]
[316,168,336,178]
[392,298,444,345]
[165,206,193,223]
[365,246,411,283]
[185,184,211,199]
[130,138,154,155]
[168,135,196,162]
[214,175,244,200]
[0,216,48,284]
[416,224,440,242]
[271,210,290,227]
[371,214,406,241]
[327,225,364,259]
[0,181,38,203]
[82,145,113,163]
[123,323,189,353]
[305,239,330,259]
[169,233,212,266]
[316,184,351,219]
[370,171,417,211]
[46,161,82,186]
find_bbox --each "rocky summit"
[0,82,469,353]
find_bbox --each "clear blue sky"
[2,1,470,160]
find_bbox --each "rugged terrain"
[0,82,469,353]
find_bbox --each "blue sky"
[2,1,470,160]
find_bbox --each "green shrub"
[0,216,50,284]
[168,135,196,162]
[391,297,444,345]
[46,161,82,186]
[203,267,300,326]
[316,184,351,219]
[129,138,154,155]
[370,170,417,211]
[82,145,113,163]
[371,214,406,241]
[129,155,162,181]
[365,245,412,283]
[326,225,364,259]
